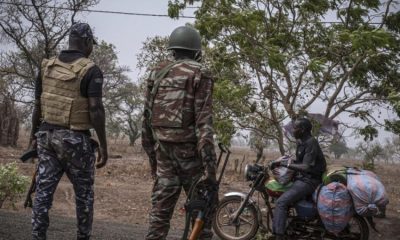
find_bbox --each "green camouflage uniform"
[142,59,217,240]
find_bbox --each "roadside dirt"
[0,143,399,239]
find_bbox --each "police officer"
[142,25,218,240]
[271,118,326,240]
[29,23,108,240]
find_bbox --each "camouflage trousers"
[32,129,95,240]
[145,142,216,240]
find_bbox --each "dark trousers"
[272,180,315,235]
[32,130,95,240]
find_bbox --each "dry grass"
[0,135,399,238]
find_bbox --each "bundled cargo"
[317,182,353,235]
[322,165,348,185]
[347,167,378,179]
[271,156,295,185]
[347,169,388,217]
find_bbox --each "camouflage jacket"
[142,58,216,173]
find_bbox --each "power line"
[0,1,196,19]
[0,1,384,24]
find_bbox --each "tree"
[249,129,269,163]
[91,41,144,145]
[0,0,99,104]
[382,135,400,163]
[356,141,384,170]
[168,0,400,154]
[0,1,146,145]
[329,140,349,159]
[107,82,144,146]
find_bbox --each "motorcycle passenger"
[270,117,327,240]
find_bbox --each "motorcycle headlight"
[244,164,264,181]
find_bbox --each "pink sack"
[317,182,353,235]
[347,169,388,217]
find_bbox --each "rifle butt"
[189,218,204,240]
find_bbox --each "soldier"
[29,23,108,240]
[142,25,218,240]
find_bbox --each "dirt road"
[1,209,399,240]
[0,209,183,240]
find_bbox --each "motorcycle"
[212,163,370,240]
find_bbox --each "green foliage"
[164,1,400,152]
[214,118,235,146]
[385,12,400,33]
[385,120,400,136]
[359,125,378,141]
[0,162,29,208]
[167,0,187,19]
[191,0,399,150]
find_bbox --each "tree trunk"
[0,97,19,146]
[275,123,286,155]
[255,146,264,163]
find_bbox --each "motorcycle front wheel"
[212,195,260,240]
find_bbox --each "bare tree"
[0,0,99,104]
[91,41,144,145]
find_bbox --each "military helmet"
[167,26,202,51]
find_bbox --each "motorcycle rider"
[270,117,327,240]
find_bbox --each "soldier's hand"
[96,147,108,169]
[200,171,218,190]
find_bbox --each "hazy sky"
[80,0,196,79]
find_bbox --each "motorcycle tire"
[212,195,260,240]
[342,215,369,240]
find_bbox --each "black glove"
[202,170,217,184]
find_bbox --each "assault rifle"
[182,143,231,240]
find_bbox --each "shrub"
[0,162,29,208]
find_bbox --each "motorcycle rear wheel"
[338,215,369,240]
[212,195,260,240]
[265,208,369,240]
